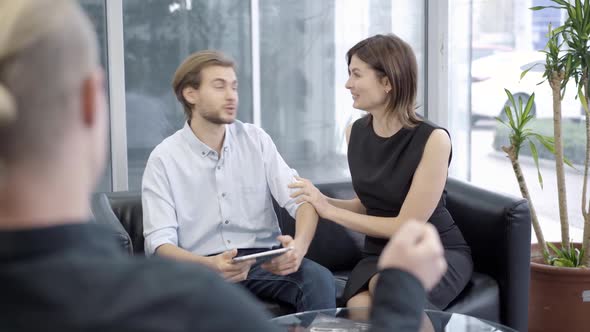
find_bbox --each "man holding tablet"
[232,247,292,263]
[141,50,335,311]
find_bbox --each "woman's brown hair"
[347,34,421,127]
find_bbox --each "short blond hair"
[0,0,97,165]
[172,50,235,120]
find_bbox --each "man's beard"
[201,111,235,125]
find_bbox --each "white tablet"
[232,247,292,263]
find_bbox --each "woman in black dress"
[290,34,473,310]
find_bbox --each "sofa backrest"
[91,191,143,255]
[91,182,365,268]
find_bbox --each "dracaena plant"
[497,90,551,261]
[519,23,576,266]
[497,89,579,265]
[530,0,590,267]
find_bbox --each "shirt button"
[217,166,221,170]
[201,151,206,156]
[227,240,231,244]
[225,220,229,224]
[221,192,226,198]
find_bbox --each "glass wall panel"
[448,0,584,241]
[80,0,112,192]
[259,0,426,183]
[123,0,252,189]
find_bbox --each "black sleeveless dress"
[341,115,473,310]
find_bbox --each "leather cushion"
[445,272,500,323]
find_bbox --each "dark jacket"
[0,223,425,332]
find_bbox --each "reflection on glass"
[273,307,516,331]
[260,0,425,184]
[460,0,586,240]
[123,0,252,190]
[79,0,111,192]
[121,0,424,189]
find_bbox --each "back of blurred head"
[0,0,106,227]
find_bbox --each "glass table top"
[271,307,517,332]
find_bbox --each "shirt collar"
[0,222,122,259]
[181,121,232,158]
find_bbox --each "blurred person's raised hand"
[378,220,447,291]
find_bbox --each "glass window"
[123,0,252,190]
[448,0,585,242]
[80,0,112,192]
[259,0,425,184]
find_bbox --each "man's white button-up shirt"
[142,121,301,256]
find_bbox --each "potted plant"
[497,1,590,331]
[497,90,551,254]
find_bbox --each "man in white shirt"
[142,50,336,311]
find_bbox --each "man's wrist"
[291,239,309,256]
[378,267,425,292]
[200,255,218,270]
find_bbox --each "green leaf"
[552,25,567,35]
[531,134,556,153]
[563,156,577,170]
[520,65,535,80]
[567,6,576,26]
[495,116,509,129]
[523,93,536,119]
[553,258,575,267]
[505,105,516,130]
[546,241,585,267]
[528,140,544,189]
[547,242,562,255]
[531,133,578,170]
[505,88,516,109]
[517,96,524,128]
[530,5,565,11]
[575,0,583,24]
[503,89,517,129]
[551,0,569,6]
[579,88,589,113]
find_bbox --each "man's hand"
[208,249,255,283]
[378,220,447,291]
[261,235,304,276]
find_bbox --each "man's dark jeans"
[238,248,336,312]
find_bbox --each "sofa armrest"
[445,178,531,332]
[91,192,134,255]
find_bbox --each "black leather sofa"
[91,178,531,331]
